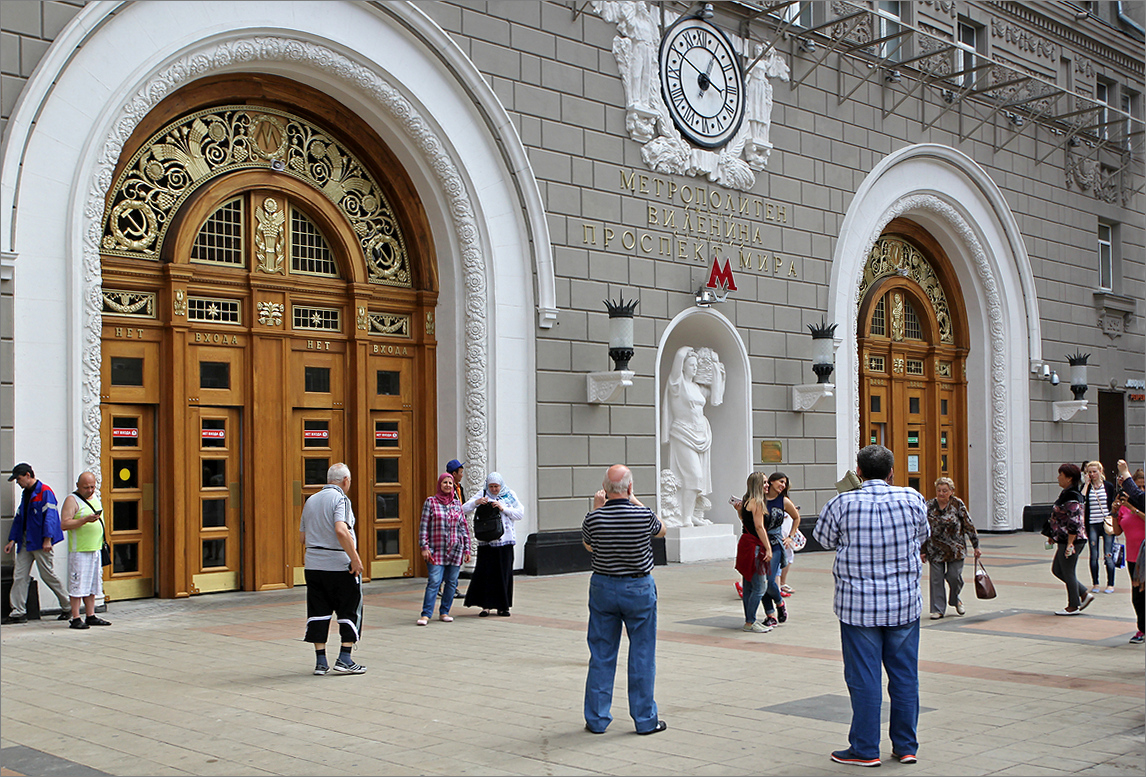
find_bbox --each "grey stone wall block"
[516,83,562,120]
[546,181,583,217]
[511,22,555,59]
[536,340,572,371]
[0,1,41,36]
[42,1,81,39]
[533,497,591,530]
[609,405,654,435]
[556,36,598,70]
[541,58,584,96]
[589,434,626,465]
[537,404,572,435]
[18,35,47,78]
[470,39,520,80]
[572,405,611,436]
[626,435,655,466]
[462,6,511,45]
[541,119,584,156]
[561,93,605,132]
[1,32,18,75]
[537,434,588,466]
[537,466,573,499]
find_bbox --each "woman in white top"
[1081,460,1116,594]
[462,472,524,616]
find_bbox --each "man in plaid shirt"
[814,445,930,768]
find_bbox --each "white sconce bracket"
[587,370,635,403]
[1052,399,1088,422]
[792,383,834,412]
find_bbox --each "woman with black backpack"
[463,472,524,617]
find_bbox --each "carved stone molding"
[592,0,788,191]
[990,18,1057,60]
[1052,399,1088,422]
[587,370,635,403]
[81,36,490,488]
[791,383,833,412]
[852,194,1010,529]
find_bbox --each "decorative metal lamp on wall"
[1052,351,1091,422]
[792,317,839,412]
[588,295,639,403]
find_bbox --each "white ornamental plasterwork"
[850,194,1010,529]
[81,37,490,491]
[592,1,789,191]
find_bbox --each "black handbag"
[76,491,111,566]
[473,500,505,542]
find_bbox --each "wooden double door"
[99,186,434,599]
[857,228,968,498]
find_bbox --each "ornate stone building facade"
[1,1,1142,595]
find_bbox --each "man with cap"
[446,459,466,503]
[4,463,71,624]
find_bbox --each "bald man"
[59,472,111,629]
[580,464,667,735]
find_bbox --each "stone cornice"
[987,1,1144,75]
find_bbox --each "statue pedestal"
[665,523,737,564]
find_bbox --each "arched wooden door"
[857,225,968,498]
[99,86,438,599]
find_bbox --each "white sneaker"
[955,600,965,615]
[929,612,943,620]
[1054,607,1081,616]
[1104,587,1115,594]
[742,621,773,633]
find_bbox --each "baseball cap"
[446,459,465,473]
[8,462,33,481]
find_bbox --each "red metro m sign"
[705,257,737,302]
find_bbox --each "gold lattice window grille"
[870,297,886,337]
[293,306,341,332]
[868,355,886,373]
[903,301,923,340]
[190,199,244,266]
[906,359,925,376]
[187,297,241,324]
[290,209,338,277]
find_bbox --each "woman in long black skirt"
[463,472,523,616]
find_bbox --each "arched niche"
[654,307,752,528]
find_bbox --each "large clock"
[659,16,746,149]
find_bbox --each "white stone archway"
[829,144,1040,530]
[0,0,554,557]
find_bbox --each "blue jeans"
[742,571,766,623]
[839,620,920,759]
[1085,523,1114,587]
[421,563,460,617]
[762,541,784,615]
[584,573,659,733]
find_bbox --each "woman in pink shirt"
[1111,468,1145,644]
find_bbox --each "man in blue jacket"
[4,463,70,623]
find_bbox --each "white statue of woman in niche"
[662,345,725,526]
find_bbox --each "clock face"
[659,16,745,149]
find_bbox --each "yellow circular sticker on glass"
[119,468,131,481]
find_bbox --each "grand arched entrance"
[857,221,969,497]
[97,77,438,599]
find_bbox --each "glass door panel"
[292,408,345,584]
[100,404,156,601]
[188,407,242,593]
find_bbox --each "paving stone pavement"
[2,532,1143,776]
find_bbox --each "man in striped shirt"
[581,464,667,735]
[814,445,930,768]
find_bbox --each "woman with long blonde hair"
[733,472,773,633]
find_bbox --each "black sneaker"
[86,615,111,626]
[777,603,788,624]
[69,618,90,630]
[57,612,72,621]
[331,659,366,675]
[1,614,27,624]
[313,664,330,676]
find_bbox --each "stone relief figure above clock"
[662,345,726,527]
[593,0,788,191]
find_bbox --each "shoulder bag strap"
[73,490,107,539]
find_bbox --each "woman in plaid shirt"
[418,473,472,626]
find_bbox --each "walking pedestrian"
[3,463,70,624]
[921,477,980,619]
[299,463,366,675]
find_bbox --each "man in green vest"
[59,472,111,630]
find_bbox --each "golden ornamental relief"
[891,292,905,341]
[368,312,410,338]
[938,361,952,378]
[425,311,435,337]
[357,306,368,331]
[893,357,905,374]
[257,301,284,326]
[173,289,186,317]
[858,236,954,344]
[254,197,285,273]
[102,290,156,318]
[101,106,410,287]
